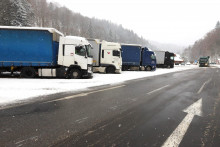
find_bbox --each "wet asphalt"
[0,67,220,147]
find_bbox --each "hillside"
[0,0,150,46]
[183,22,220,62]
[149,41,186,54]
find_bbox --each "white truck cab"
[88,39,122,74]
[58,36,93,78]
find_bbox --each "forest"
[1,0,219,61]
[183,22,220,62]
[0,0,150,47]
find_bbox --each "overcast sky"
[47,0,220,46]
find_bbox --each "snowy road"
[0,66,220,147]
[0,66,199,107]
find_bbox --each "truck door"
[62,44,75,67]
[101,49,112,64]
[74,46,88,70]
[112,50,121,67]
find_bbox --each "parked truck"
[199,56,210,67]
[0,26,93,79]
[154,51,174,68]
[121,44,156,71]
[88,39,122,73]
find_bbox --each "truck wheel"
[21,67,36,78]
[106,66,115,74]
[146,66,152,71]
[70,69,82,79]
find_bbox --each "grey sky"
[47,0,220,46]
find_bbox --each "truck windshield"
[75,46,86,56]
[200,58,208,62]
[85,44,92,57]
[151,54,156,60]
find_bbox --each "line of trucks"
[0,26,175,79]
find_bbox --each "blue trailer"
[0,26,93,78]
[121,44,156,71]
[0,27,62,68]
[141,47,156,71]
[121,44,142,71]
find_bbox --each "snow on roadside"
[0,65,198,106]
[214,64,220,68]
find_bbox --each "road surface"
[0,67,220,147]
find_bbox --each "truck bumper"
[82,65,93,78]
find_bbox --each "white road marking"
[147,85,170,95]
[162,98,202,147]
[15,135,39,145]
[197,78,212,94]
[110,106,118,110]
[44,85,126,103]
[75,117,89,123]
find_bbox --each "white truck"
[0,26,93,79]
[88,39,122,74]
[57,36,93,78]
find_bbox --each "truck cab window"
[113,50,120,57]
[75,46,86,56]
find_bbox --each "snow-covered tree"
[0,0,12,26]
[0,0,34,26]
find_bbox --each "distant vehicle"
[88,39,122,74]
[186,62,191,65]
[0,26,93,79]
[154,51,174,68]
[120,44,156,71]
[199,56,210,67]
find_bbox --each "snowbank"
[0,65,198,107]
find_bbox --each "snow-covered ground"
[0,65,199,107]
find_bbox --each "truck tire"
[20,67,36,78]
[146,66,152,71]
[106,66,115,74]
[70,69,82,79]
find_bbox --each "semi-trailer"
[121,44,142,71]
[88,39,122,73]
[0,26,93,79]
[154,51,174,68]
[121,44,156,71]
